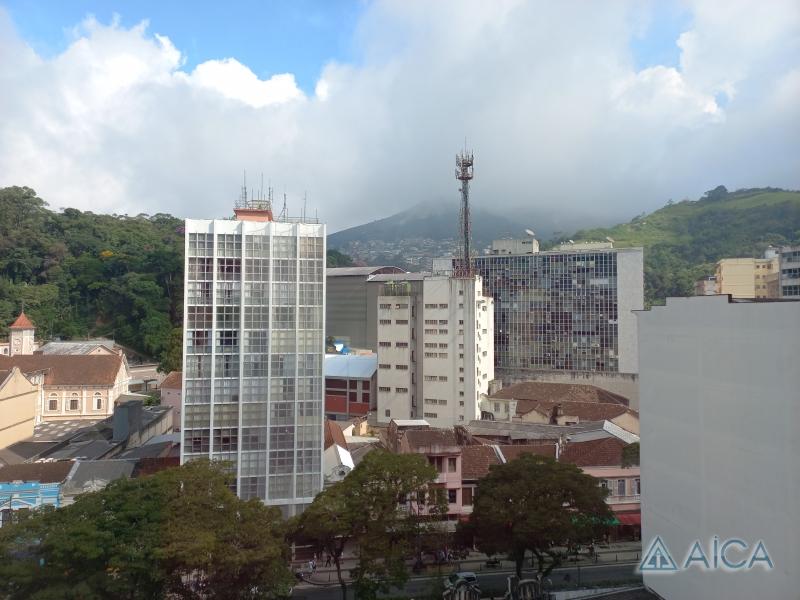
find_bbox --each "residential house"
[0,367,38,449]
[160,371,182,431]
[324,353,377,421]
[515,400,640,435]
[323,420,354,486]
[0,354,131,423]
[0,461,75,526]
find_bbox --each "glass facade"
[183,222,324,513]
[474,250,621,372]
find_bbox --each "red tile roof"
[499,443,557,462]
[461,445,500,480]
[558,437,627,467]
[0,354,125,386]
[517,400,637,422]
[492,382,630,406]
[400,428,459,453]
[0,460,74,483]
[160,371,182,390]
[324,420,348,450]
[9,311,35,330]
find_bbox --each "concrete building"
[715,254,779,299]
[693,276,717,296]
[324,353,377,421]
[436,239,644,386]
[776,245,800,298]
[182,200,325,516]
[326,266,406,350]
[0,367,38,449]
[369,273,494,428]
[637,296,800,600]
[0,354,131,424]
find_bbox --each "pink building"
[159,371,182,431]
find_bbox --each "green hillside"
[559,186,800,305]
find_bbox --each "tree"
[464,454,612,583]
[292,450,439,600]
[159,326,184,373]
[621,442,640,467]
[0,460,293,600]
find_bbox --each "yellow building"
[715,257,779,299]
[0,367,38,449]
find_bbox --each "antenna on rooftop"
[454,145,475,277]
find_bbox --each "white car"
[445,571,479,589]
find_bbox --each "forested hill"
[558,186,800,305]
[0,186,184,364]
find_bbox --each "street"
[292,561,641,600]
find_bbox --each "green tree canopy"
[0,460,294,600]
[292,449,440,600]
[463,453,612,581]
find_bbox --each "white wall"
[616,248,644,374]
[638,296,800,600]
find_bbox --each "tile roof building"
[0,460,75,527]
[0,354,130,424]
[0,311,39,357]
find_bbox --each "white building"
[182,200,325,517]
[637,296,800,600]
[369,273,494,428]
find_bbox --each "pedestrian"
[325,553,332,567]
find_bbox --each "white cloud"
[0,1,797,232]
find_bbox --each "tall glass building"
[181,202,325,517]
[436,239,643,380]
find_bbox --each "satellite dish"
[525,228,536,237]
[606,236,615,243]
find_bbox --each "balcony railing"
[606,494,640,504]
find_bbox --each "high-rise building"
[367,273,495,427]
[436,240,644,381]
[638,295,800,600]
[776,245,800,298]
[182,198,325,517]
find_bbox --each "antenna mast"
[454,148,474,277]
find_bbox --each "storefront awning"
[616,513,641,526]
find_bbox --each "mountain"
[327,200,583,270]
[558,186,800,305]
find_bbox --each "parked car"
[445,571,479,590]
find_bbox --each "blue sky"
[1,0,364,92]
[3,0,692,92]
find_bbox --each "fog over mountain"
[0,1,798,231]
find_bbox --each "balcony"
[606,494,640,505]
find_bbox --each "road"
[292,561,641,600]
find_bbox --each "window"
[48,393,58,411]
[462,487,473,506]
[634,478,641,495]
[424,303,437,309]
[439,303,448,309]
[438,343,448,349]
[424,329,437,335]
[395,364,408,370]
[438,319,448,325]
[395,303,408,309]
[379,386,391,392]
[438,376,448,382]
[438,329,448,335]
[379,341,391,347]
[69,393,80,411]
[617,479,626,496]
[385,409,391,417]
[423,412,438,418]
[438,353,448,359]
[396,387,408,393]
[459,400,464,406]
[448,457,457,472]
[395,341,409,348]
[380,303,391,309]
[448,489,457,504]
[379,363,390,369]
[379,319,392,325]
[94,392,103,410]
[395,319,408,325]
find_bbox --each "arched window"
[94,392,103,411]
[48,393,58,411]
[69,392,80,411]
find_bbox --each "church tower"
[9,311,36,356]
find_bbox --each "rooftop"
[0,354,125,386]
[558,437,628,467]
[0,460,75,484]
[492,381,630,406]
[37,339,116,355]
[399,428,459,453]
[324,353,377,379]
[9,311,35,330]
[498,443,557,462]
[61,459,134,496]
[517,400,637,422]
[160,370,182,390]
[461,445,501,480]
[328,266,406,277]
[324,420,348,450]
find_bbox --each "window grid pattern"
[183,227,324,506]
[474,251,620,372]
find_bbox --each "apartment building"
[776,245,800,297]
[182,199,325,517]
[715,253,779,299]
[368,273,494,427]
